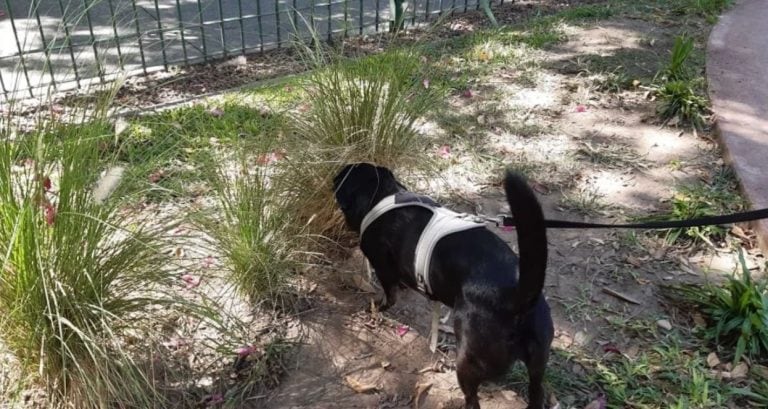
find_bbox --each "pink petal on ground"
[422,78,430,89]
[603,344,621,354]
[584,392,607,409]
[256,150,285,165]
[437,145,451,159]
[396,325,410,337]
[207,393,225,406]
[575,104,587,113]
[462,89,473,98]
[201,255,216,269]
[162,337,187,349]
[181,274,201,289]
[44,203,56,226]
[234,345,256,357]
[148,169,165,183]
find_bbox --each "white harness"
[359,193,486,295]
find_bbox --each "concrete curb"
[707,0,768,254]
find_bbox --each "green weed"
[654,35,709,128]
[650,169,743,244]
[674,249,768,364]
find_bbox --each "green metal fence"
[0,0,503,102]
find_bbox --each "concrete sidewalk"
[0,0,481,100]
[707,0,768,254]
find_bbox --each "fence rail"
[0,0,499,102]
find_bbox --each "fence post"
[82,0,105,82]
[131,0,148,74]
[174,0,189,64]
[389,0,404,32]
[32,0,57,91]
[4,0,34,97]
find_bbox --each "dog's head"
[333,163,404,232]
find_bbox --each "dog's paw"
[377,299,394,312]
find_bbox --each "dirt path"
[260,10,765,409]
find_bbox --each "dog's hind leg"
[523,342,550,409]
[454,311,482,409]
[456,353,482,409]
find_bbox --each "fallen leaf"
[208,107,224,117]
[380,360,391,369]
[345,375,377,393]
[574,330,589,346]
[752,364,768,379]
[531,181,550,195]
[732,362,749,379]
[584,392,607,409]
[730,225,749,240]
[477,114,486,125]
[396,325,410,337]
[501,390,518,401]
[114,117,129,136]
[413,382,433,408]
[656,319,672,331]
[706,352,720,368]
[625,255,642,267]
[602,288,641,305]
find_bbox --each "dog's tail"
[504,171,547,312]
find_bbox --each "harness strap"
[360,194,483,295]
[413,208,484,294]
[360,195,436,237]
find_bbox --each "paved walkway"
[0,0,481,100]
[707,0,768,254]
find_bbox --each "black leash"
[499,208,768,230]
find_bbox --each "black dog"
[333,163,553,409]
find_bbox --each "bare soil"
[259,12,765,409]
